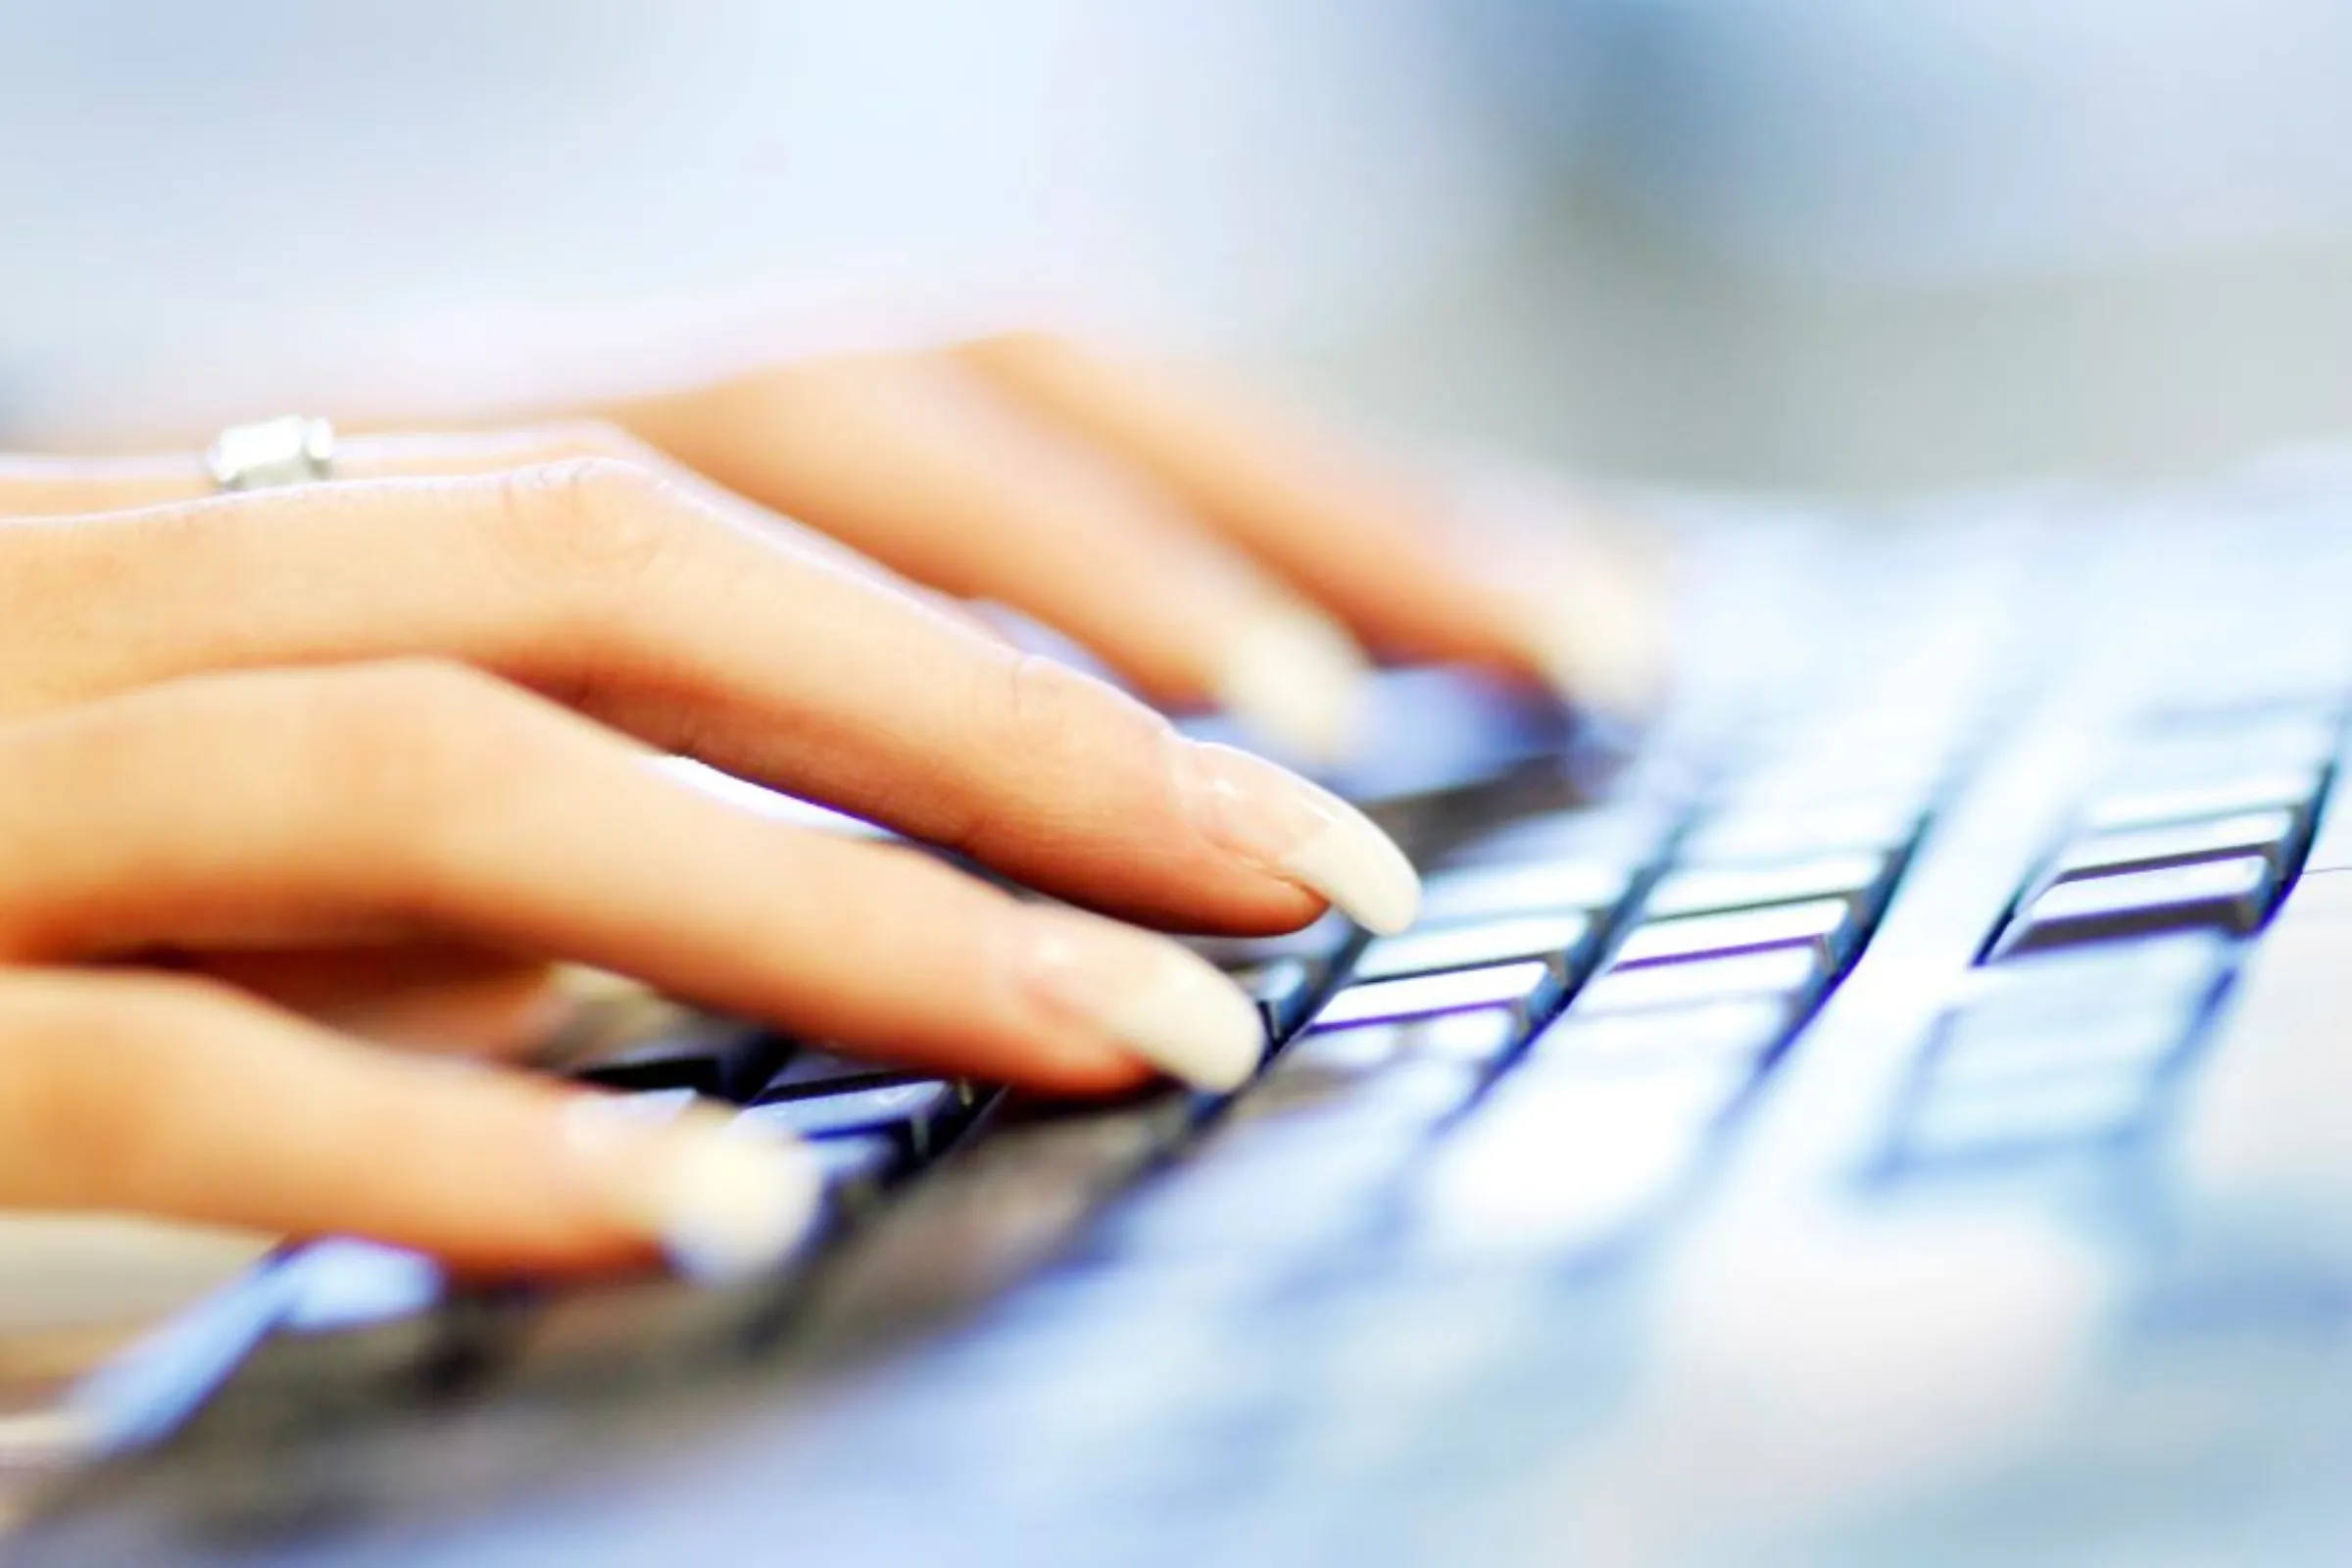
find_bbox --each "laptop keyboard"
[33,458,2352,1562]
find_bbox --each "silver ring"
[205,416,336,491]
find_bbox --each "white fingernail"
[1212,604,1375,765]
[564,1100,824,1280]
[1017,906,1265,1092]
[1174,739,1422,934]
[1521,557,1669,721]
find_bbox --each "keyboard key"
[1901,1071,2149,1161]
[1414,1061,1747,1257]
[1610,898,1854,971]
[1187,908,1354,979]
[1680,797,1923,862]
[1243,1015,1499,1119]
[1964,931,2229,1025]
[1311,962,1559,1033]
[1999,856,2275,955]
[574,1024,783,1102]
[1642,852,1887,917]
[1417,862,1631,924]
[1573,947,1821,1015]
[744,1079,971,1155]
[2050,808,2299,880]
[1226,957,1319,1035]
[757,1048,907,1101]
[1442,807,1670,869]
[278,1240,444,1334]
[2080,770,2319,832]
[808,1134,903,1212]
[2178,867,2352,1249]
[1523,998,1788,1075]
[1929,1004,2191,1090]
[1353,912,1593,983]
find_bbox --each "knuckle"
[486,456,693,610]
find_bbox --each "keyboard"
[25,453,2352,1566]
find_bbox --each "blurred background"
[4,0,2351,496]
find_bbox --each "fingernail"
[1519,559,1668,722]
[563,1099,824,1280]
[1016,906,1265,1092]
[1173,739,1421,934]
[1211,604,1375,765]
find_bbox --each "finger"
[0,458,1415,935]
[609,356,1378,762]
[0,662,1276,1093]
[183,945,570,1057]
[0,968,820,1276]
[956,332,1666,716]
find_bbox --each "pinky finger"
[0,970,821,1278]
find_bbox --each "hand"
[593,332,1665,760]
[0,448,1419,1275]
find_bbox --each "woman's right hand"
[0,440,1419,1277]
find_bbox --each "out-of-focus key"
[1417,862,1631,925]
[1413,1061,1747,1257]
[1610,898,1854,971]
[2080,770,2318,833]
[2050,809,2298,880]
[1354,912,1592,983]
[1311,961,1559,1034]
[1680,797,1923,862]
[1227,956,1319,1035]
[1187,908,1353,980]
[1999,856,2274,955]
[1901,1071,2150,1162]
[744,1079,971,1155]
[1643,852,1887,918]
[1929,1004,2192,1090]
[1574,947,1821,1015]
[2179,869,2352,1253]
[1524,998,1788,1075]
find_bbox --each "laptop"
[15,452,2352,1565]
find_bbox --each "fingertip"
[1210,602,1376,766]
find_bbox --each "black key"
[1352,911,1592,983]
[1310,961,1559,1034]
[1226,956,1319,1035]
[2050,808,2298,880]
[757,1048,906,1101]
[796,1093,1195,1349]
[742,1079,971,1156]
[574,1024,783,1102]
[807,1133,903,1212]
[1998,856,2275,955]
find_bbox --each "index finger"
[0,460,1419,936]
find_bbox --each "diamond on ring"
[205,416,336,491]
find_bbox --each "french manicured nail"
[1017,906,1265,1092]
[564,1098,824,1280]
[1519,558,1667,721]
[1212,604,1375,765]
[1174,739,1421,934]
